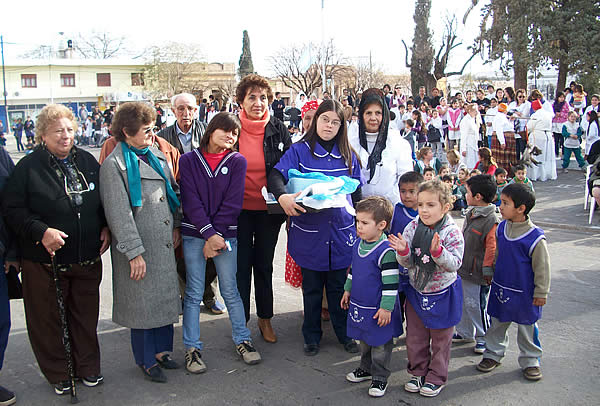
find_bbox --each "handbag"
[6,266,23,300]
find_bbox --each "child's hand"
[532,297,546,306]
[373,308,391,327]
[340,291,350,310]
[388,233,407,253]
[430,232,441,254]
[483,276,492,285]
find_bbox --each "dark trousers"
[301,267,349,345]
[15,136,24,151]
[359,339,394,383]
[130,325,174,369]
[553,132,564,157]
[0,264,10,370]
[177,256,218,308]
[237,210,284,321]
[516,137,527,161]
[21,259,102,383]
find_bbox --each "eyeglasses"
[319,115,342,128]
[518,95,525,98]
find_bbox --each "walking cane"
[51,256,79,404]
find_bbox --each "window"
[131,73,144,86]
[21,74,37,88]
[60,74,75,87]
[96,73,111,87]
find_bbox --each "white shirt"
[492,113,514,145]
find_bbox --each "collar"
[175,121,193,136]
[304,140,342,159]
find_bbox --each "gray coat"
[100,142,181,329]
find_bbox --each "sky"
[1,0,495,77]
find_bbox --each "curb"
[533,220,600,234]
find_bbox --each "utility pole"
[1,36,8,131]
[321,0,326,95]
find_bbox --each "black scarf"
[553,100,565,113]
[358,93,390,182]
[411,215,448,291]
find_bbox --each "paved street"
[1,139,599,405]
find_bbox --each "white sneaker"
[420,382,445,397]
[368,380,387,397]
[185,348,207,374]
[404,375,425,393]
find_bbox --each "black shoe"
[54,381,71,396]
[303,343,320,356]
[141,365,167,383]
[0,385,16,405]
[343,340,359,354]
[369,380,388,397]
[156,354,180,369]
[82,375,104,387]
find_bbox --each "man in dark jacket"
[287,102,301,128]
[272,92,285,121]
[157,93,224,314]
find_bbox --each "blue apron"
[405,277,463,329]
[275,141,362,271]
[390,204,417,292]
[488,221,545,325]
[346,238,403,346]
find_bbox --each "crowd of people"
[0,75,598,405]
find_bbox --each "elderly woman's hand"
[41,228,68,256]
[99,227,111,255]
[129,255,146,281]
[172,228,181,249]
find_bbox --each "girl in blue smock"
[267,100,363,356]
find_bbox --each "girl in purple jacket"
[179,112,261,374]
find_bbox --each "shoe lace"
[372,381,386,390]
[237,341,255,354]
[186,349,202,365]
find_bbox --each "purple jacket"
[179,149,247,240]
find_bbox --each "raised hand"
[388,233,407,253]
[430,232,441,254]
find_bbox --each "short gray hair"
[171,93,197,108]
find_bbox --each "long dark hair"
[358,88,390,182]
[553,91,566,113]
[302,100,355,175]
[588,110,600,135]
[199,112,241,151]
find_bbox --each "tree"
[466,0,548,90]
[73,31,127,59]
[268,41,349,97]
[403,1,478,96]
[142,42,207,99]
[238,30,255,79]
[538,0,600,94]
[339,58,386,98]
[214,79,239,107]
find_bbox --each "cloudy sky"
[2,0,493,76]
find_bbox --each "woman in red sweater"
[474,147,498,175]
[235,75,292,343]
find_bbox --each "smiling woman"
[2,104,109,394]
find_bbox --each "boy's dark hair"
[501,183,536,215]
[494,167,507,176]
[514,164,526,172]
[423,167,436,175]
[355,196,394,231]
[466,174,497,203]
[398,104,406,109]
[399,171,424,187]
[405,118,414,127]
[441,175,453,183]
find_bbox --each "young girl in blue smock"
[267,100,363,356]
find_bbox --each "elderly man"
[157,93,225,314]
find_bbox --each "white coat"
[460,114,480,169]
[527,109,557,181]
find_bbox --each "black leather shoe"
[156,354,180,369]
[344,340,360,354]
[141,365,167,383]
[303,343,320,356]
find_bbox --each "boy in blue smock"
[390,171,423,317]
[342,196,401,398]
[476,183,550,381]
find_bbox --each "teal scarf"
[121,142,180,213]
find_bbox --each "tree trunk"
[556,57,568,96]
[513,61,528,91]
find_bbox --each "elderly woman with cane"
[100,102,181,383]
[2,104,109,397]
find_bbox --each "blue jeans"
[182,236,250,350]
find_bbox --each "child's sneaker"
[236,341,262,365]
[476,358,501,372]
[452,333,473,343]
[368,380,387,397]
[523,366,542,381]
[346,367,372,383]
[404,375,425,393]
[420,382,445,397]
[474,343,486,354]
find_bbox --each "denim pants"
[455,279,490,345]
[182,236,250,350]
[131,325,173,369]
[301,267,349,345]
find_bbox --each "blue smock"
[274,141,363,271]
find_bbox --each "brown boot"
[258,318,277,343]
